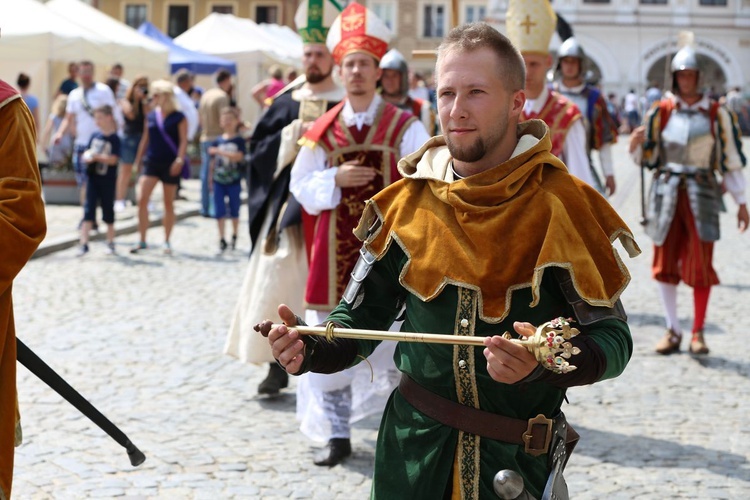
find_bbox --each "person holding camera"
[77,105,120,256]
[116,76,149,212]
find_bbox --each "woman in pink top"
[251,65,286,110]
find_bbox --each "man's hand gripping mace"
[272,317,582,374]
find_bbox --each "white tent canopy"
[175,13,300,63]
[258,24,305,63]
[0,0,109,62]
[175,13,303,125]
[46,0,169,76]
[0,0,169,144]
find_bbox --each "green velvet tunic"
[326,242,632,500]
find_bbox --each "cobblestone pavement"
[11,139,750,499]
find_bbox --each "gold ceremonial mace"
[270,318,582,374]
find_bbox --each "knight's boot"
[655,329,682,355]
[689,330,709,355]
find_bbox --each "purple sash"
[155,109,190,179]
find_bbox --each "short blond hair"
[149,79,180,114]
[437,23,526,92]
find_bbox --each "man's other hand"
[262,304,305,375]
[335,162,377,188]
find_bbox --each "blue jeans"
[213,181,241,219]
[73,145,88,187]
[200,141,215,217]
[84,166,117,223]
[119,134,141,164]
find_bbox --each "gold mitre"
[295,0,343,45]
[505,0,556,55]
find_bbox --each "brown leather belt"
[398,374,578,457]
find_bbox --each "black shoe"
[313,438,351,466]
[231,234,237,250]
[257,363,288,395]
[219,238,228,253]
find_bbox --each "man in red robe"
[289,1,430,466]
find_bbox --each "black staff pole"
[16,338,146,467]
[640,162,648,226]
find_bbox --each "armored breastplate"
[662,108,713,168]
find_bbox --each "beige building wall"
[98,0,297,36]
[487,0,750,97]
[97,0,748,96]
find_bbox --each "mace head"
[493,469,525,499]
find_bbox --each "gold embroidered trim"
[453,288,481,500]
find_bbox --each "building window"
[583,0,610,3]
[168,5,190,38]
[371,2,396,32]
[465,4,486,23]
[640,0,667,4]
[423,4,445,38]
[212,5,234,14]
[699,0,727,4]
[256,6,279,24]
[124,4,147,29]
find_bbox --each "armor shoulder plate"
[343,246,378,305]
[552,267,627,326]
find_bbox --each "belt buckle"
[523,414,553,457]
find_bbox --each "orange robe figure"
[0,80,47,499]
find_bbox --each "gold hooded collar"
[353,120,641,323]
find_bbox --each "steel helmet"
[558,37,585,60]
[670,45,699,73]
[379,49,409,97]
[556,37,586,77]
[670,45,700,93]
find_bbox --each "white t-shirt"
[66,82,121,147]
[175,86,199,141]
[624,92,639,113]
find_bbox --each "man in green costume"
[261,23,640,499]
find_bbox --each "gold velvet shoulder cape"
[353,120,641,323]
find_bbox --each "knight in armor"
[506,0,595,188]
[379,49,436,135]
[288,2,430,467]
[223,0,345,394]
[555,37,619,196]
[630,37,748,355]
[263,22,639,499]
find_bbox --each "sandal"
[655,328,681,355]
[129,241,147,254]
